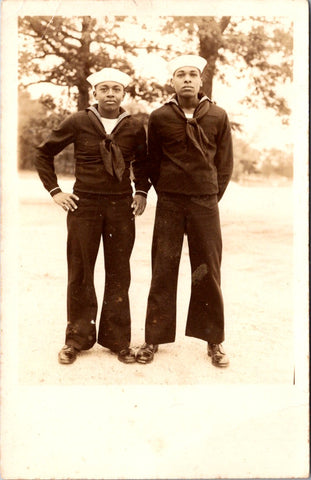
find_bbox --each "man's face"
[171,66,202,98]
[94,81,125,115]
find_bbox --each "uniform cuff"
[49,187,62,197]
[135,190,147,198]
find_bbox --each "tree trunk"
[76,16,95,110]
[199,16,231,99]
[78,85,90,110]
[201,56,217,98]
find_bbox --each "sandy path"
[17,171,294,385]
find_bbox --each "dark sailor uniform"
[145,95,233,345]
[35,105,150,352]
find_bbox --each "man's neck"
[97,105,120,119]
[176,95,200,113]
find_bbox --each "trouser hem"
[65,341,94,352]
[145,337,176,346]
[97,340,130,352]
[185,331,225,344]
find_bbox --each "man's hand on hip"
[53,192,79,212]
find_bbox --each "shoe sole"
[136,356,154,364]
[117,356,136,364]
[58,357,77,364]
[211,360,229,368]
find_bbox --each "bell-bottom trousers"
[65,193,135,352]
[145,192,225,345]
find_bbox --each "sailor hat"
[87,68,132,89]
[167,55,207,76]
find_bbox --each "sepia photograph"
[1,0,309,479]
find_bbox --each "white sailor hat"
[167,55,207,76]
[86,67,132,89]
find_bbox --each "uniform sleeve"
[131,123,151,196]
[34,114,76,196]
[147,112,162,189]
[214,112,234,201]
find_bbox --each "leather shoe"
[58,345,79,364]
[208,343,229,368]
[117,347,136,364]
[136,343,158,364]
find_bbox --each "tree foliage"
[18,89,74,172]
[162,16,293,120]
[19,16,139,110]
[231,137,293,181]
[19,15,293,121]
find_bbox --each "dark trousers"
[65,193,135,352]
[145,193,224,345]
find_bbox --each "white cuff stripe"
[49,187,60,193]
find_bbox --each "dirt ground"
[17,171,294,385]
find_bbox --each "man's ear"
[93,89,97,98]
